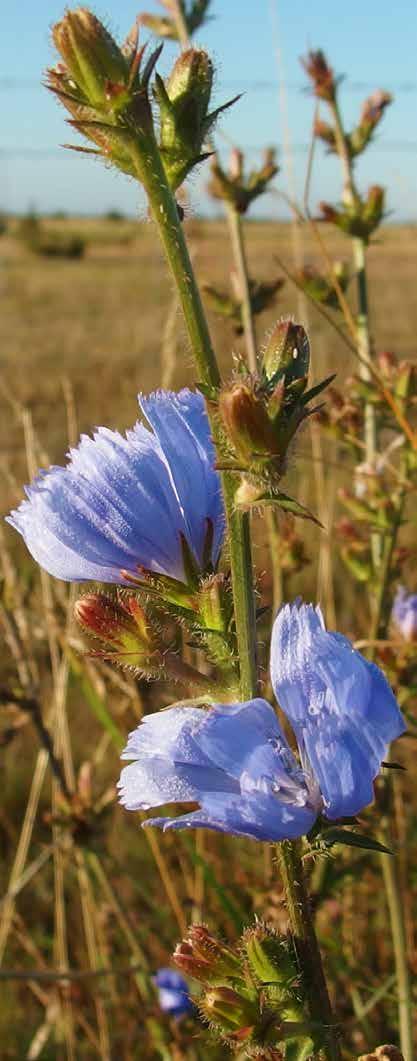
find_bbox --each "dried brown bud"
[75,592,160,670]
[301,49,337,102]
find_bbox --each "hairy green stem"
[129,137,220,392]
[277,841,341,1060]
[225,204,258,373]
[129,133,258,699]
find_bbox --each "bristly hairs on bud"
[74,589,164,676]
[46,8,164,176]
[153,49,240,191]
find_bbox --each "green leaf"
[262,491,323,527]
[318,828,393,855]
[299,373,336,406]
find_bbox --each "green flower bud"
[262,320,310,388]
[208,148,278,214]
[319,187,385,242]
[51,8,129,110]
[244,926,299,993]
[47,10,162,175]
[362,185,385,231]
[155,49,239,189]
[201,985,259,1035]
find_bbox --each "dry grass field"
[0,216,416,1058]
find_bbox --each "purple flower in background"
[119,602,405,841]
[391,586,417,642]
[6,389,224,587]
[154,968,193,1019]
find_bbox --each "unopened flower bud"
[262,320,310,387]
[378,350,398,378]
[363,185,385,230]
[174,940,213,981]
[301,50,337,102]
[201,985,259,1035]
[208,147,278,214]
[360,90,392,129]
[174,924,242,984]
[294,263,349,309]
[75,592,160,671]
[47,9,162,175]
[348,91,392,157]
[51,8,128,109]
[314,118,336,151]
[244,926,299,991]
[219,383,279,464]
[155,49,238,190]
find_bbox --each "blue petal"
[140,389,224,567]
[6,389,224,585]
[118,755,238,811]
[270,601,325,726]
[155,969,188,991]
[392,586,417,641]
[119,707,239,810]
[121,707,215,767]
[270,600,406,818]
[196,699,306,797]
[145,790,316,842]
[120,701,318,840]
[155,969,192,1016]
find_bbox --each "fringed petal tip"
[6,388,224,586]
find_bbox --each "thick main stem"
[225,204,258,374]
[129,134,258,700]
[130,127,340,1053]
[278,841,341,1060]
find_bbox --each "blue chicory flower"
[6,389,224,586]
[391,586,417,643]
[118,601,405,841]
[154,967,193,1018]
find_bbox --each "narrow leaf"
[319,827,393,855]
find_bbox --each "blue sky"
[2,0,416,218]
